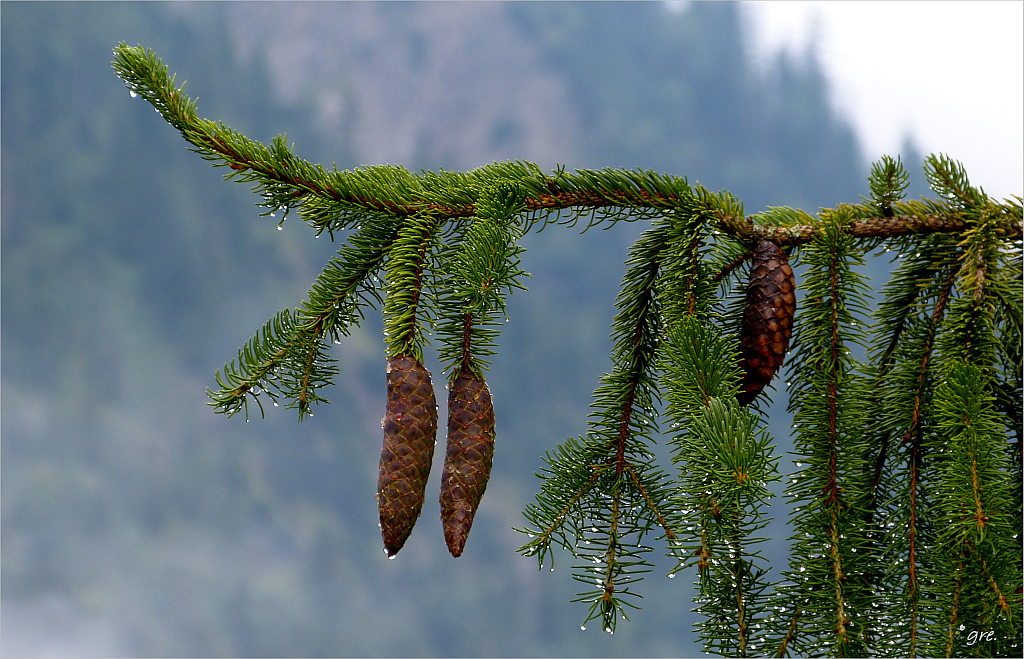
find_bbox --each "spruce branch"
[658,196,715,331]
[115,44,1021,246]
[437,183,529,379]
[207,218,399,419]
[297,217,400,341]
[870,233,961,371]
[774,606,801,657]
[662,317,779,657]
[866,154,910,217]
[943,561,966,657]
[677,398,778,657]
[928,360,1021,656]
[779,208,874,656]
[207,308,298,418]
[861,261,957,594]
[924,153,985,209]
[518,222,678,632]
[113,43,1024,652]
[382,212,442,363]
[712,249,754,283]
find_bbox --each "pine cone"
[737,240,796,406]
[378,355,438,557]
[439,369,496,557]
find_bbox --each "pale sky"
[725,1,1023,202]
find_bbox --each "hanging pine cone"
[378,355,438,557]
[439,369,496,558]
[737,240,796,406]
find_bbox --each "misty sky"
[736,1,1023,201]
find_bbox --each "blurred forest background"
[3,2,935,656]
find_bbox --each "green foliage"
[436,183,530,380]
[925,362,1019,657]
[678,398,777,657]
[110,41,1023,657]
[857,157,1023,657]
[663,318,779,657]
[209,217,399,419]
[772,208,876,656]
[518,220,675,634]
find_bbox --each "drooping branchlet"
[378,355,438,556]
[737,240,796,405]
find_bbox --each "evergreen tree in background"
[113,42,1022,658]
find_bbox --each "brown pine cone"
[737,240,796,406]
[378,355,438,557]
[439,369,496,558]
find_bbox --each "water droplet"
[580,625,586,631]
[273,402,279,407]
[277,226,283,231]
[129,90,138,98]
[270,212,276,217]
[668,573,675,579]
[388,555,396,560]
